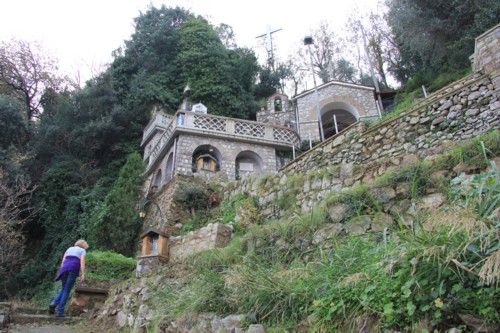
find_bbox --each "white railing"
[147,111,300,171]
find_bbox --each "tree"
[111,5,191,111]
[299,21,341,84]
[0,169,35,297]
[176,16,259,119]
[0,39,62,120]
[343,6,401,87]
[88,153,145,256]
[331,58,358,84]
[215,23,237,49]
[0,95,28,150]
[386,0,500,80]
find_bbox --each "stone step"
[10,314,78,325]
[11,308,47,316]
[6,324,81,333]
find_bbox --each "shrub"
[85,250,136,280]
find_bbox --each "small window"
[150,235,159,255]
[274,98,282,112]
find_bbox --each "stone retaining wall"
[230,72,499,215]
[169,222,232,262]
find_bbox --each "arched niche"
[191,144,222,174]
[235,150,264,180]
[321,101,359,138]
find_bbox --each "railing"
[147,111,301,172]
[142,113,174,144]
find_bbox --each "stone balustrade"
[141,113,173,146]
[146,111,301,174]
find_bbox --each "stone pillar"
[473,24,500,89]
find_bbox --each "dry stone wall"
[231,72,499,215]
[169,222,233,262]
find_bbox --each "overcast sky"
[1,0,381,83]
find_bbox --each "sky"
[0,0,381,83]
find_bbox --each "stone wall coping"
[475,23,500,42]
[280,121,363,173]
[75,286,109,295]
[293,80,375,99]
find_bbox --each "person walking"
[49,239,89,317]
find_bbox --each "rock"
[117,311,127,328]
[297,315,316,332]
[370,213,394,232]
[340,163,354,179]
[248,324,267,333]
[327,204,348,223]
[459,313,500,332]
[128,312,135,327]
[418,193,447,210]
[345,216,370,234]
[220,314,246,331]
[465,108,479,116]
[313,223,343,246]
[369,187,396,203]
[468,91,483,100]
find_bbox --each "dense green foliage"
[386,0,499,83]
[0,4,270,297]
[85,250,136,281]
[88,152,145,256]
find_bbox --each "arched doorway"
[321,102,359,138]
[235,151,264,180]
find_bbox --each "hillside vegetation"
[88,130,499,333]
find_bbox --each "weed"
[276,173,304,210]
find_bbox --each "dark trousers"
[50,271,78,315]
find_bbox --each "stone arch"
[154,169,162,187]
[191,144,222,174]
[321,101,359,138]
[307,96,362,139]
[235,150,264,180]
[165,152,174,182]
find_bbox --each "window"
[274,98,282,111]
[150,235,159,255]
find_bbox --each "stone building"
[142,79,382,188]
[257,81,380,142]
[141,89,301,188]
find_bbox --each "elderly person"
[49,239,89,317]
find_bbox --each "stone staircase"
[1,304,82,333]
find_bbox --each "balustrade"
[147,111,300,171]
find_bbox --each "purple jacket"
[55,256,81,281]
